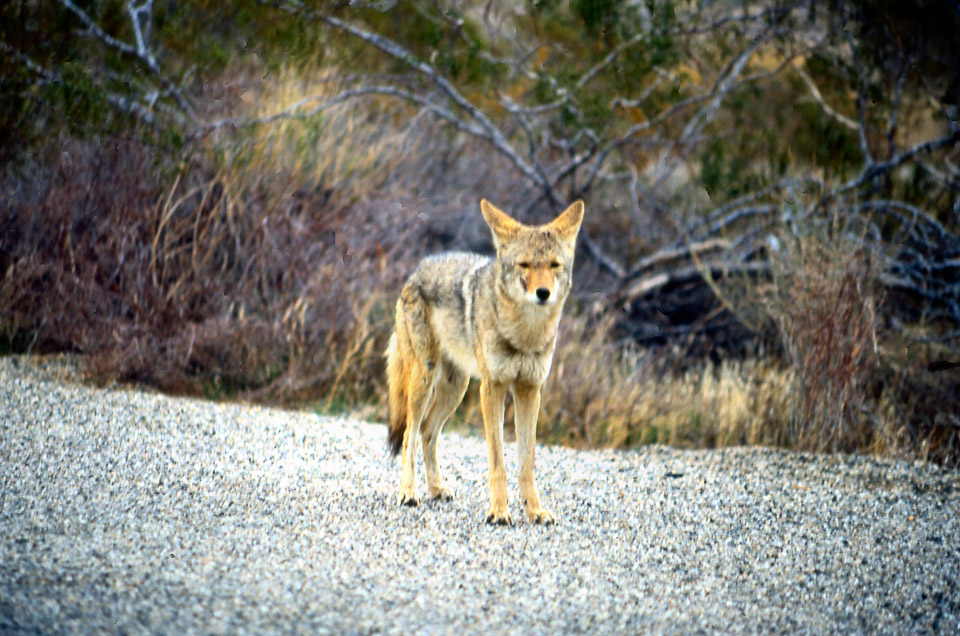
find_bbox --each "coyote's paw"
[398,491,421,507]
[485,505,513,526]
[526,507,556,525]
[429,485,454,502]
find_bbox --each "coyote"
[385,198,584,525]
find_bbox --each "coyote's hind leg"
[421,361,468,501]
[393,283,440,507]
[398,359,436,506]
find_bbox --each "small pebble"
[1,354,958,634]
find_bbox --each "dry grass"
[0,63,521,406]
[756,220,882,453]
[2,62,959,468]
[0,110,417,403]
[215,65,417,203]
[536,313,794,449]
[867,330,960,466]
[434,312,794,452]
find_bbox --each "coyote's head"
[480,199,584,307]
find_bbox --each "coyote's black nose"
[536,288,551,302]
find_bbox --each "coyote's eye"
[518,262,530,269]
[550,261,561,269]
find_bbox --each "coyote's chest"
[481,330,557,384]
[433,308,557,384]
[441,335,483,379]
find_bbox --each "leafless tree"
[7,0,959,347]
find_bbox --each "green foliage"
[0,55,35,154]
[353,1,507,87]
[572,0,621,36]
[793,97,860,171]
[700,136,753,201]
[51,62,116,134]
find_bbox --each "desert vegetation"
[2,0,959,465]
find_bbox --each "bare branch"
[580,24,786,197]
[792,63,857,131]
[621,260,769,301]
[844,29,874,165]
[58,0,197,119]
[580,230,627,279]
[681,33,767,142]
[855,199,953,241]
[312,11,546,191]
[668,1,811,37]
[840,129,960,193]
[575,31,646,92]
[0,42,58,85]
[698,205,779,239]
[198,85,486,138]
[626,239,732,279]
[480,2,797,120]
[682,176,824,244]
[127,0,157,68]
[0,41,173,127]
[885,60,909,158]
[59,0,139,57]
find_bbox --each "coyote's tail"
[385,330,407,456]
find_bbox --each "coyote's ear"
[550,200,584,242]
[480,199,523,247]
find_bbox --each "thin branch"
[682,176,823,244]
[59,0,139,57]
[575,31,646,92]
[582,25,782,197]
[580,230,626,279]
[59,0,197,119]
[312,11,546,191]
[668,1,811,37]
[469,2,801,120]
[1,41,173,127]
[0,42,59,86]
[792,63,857,131]
[699,205,779,239]
[681,33,767,142]
[844,29,873,165]
[626,239,732,279]
[840,129,960,193]
[611,70,669,111]
[885,57,910,158]
[621,260,769,301]
[198,85,486,138]
[855,199,953,241]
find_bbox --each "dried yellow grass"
[542,316,794,450]
[436,313,795,452]
[215,64,418,198]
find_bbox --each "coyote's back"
[385,252,489,455]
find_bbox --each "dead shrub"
[866,330,960,467]
[533,311,794,450]
[0,68,533,408]
[754,216,882,453]
[0,138,418,402]
[3,59,956,468]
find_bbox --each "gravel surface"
[2,354,959,634]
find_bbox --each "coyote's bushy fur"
[386,199,584,525]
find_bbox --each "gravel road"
[1,355,959,634]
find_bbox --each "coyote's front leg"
[514,382,555,525]
[479,378,511,525]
